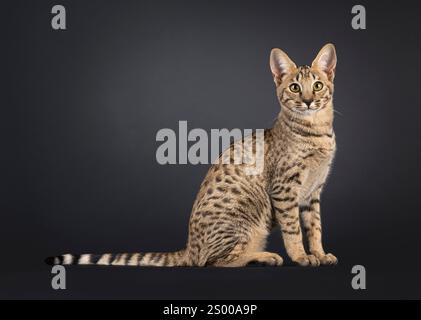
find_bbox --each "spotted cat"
[46,44,338,267]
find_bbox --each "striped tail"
[45,250,188,267]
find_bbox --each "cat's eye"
[289,83,301,93]
[313,81,324,91]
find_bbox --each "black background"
[1,0,421,299]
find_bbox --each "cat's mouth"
[294,105,321,115]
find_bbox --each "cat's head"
[270,44,336,115]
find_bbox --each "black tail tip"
[45,256,58,266]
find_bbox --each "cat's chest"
[299,151,333,200]
[274,147,335,202]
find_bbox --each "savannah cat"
[46,44,338,267]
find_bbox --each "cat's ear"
[312,43,337,81]
[270,48,297,85]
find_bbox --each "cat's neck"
[272,104,334,144]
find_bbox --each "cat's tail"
[44,250,189,267]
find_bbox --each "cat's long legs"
[272,187,320,267]
[300,192,338,265]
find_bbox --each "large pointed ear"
[270,48,297,85]
[312,43,337,81]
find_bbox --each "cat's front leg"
[272,188,319,267]
[300,191,338,266]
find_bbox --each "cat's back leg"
[204,213,283,267]
[189,164,279,267]
[211,223,283,267]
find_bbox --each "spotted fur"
[46,44,338,267]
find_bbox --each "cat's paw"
[248,252,284,267]
[264,253,284,266]
[294,254,320,267]
[316,253,338,266]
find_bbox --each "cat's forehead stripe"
[295,65,318,81]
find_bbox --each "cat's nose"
[303,99,313,108]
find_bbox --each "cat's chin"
[292,108,320,116]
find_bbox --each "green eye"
[313,81,324,91]
[289,83,301,93]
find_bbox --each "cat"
[46,44,338,267]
